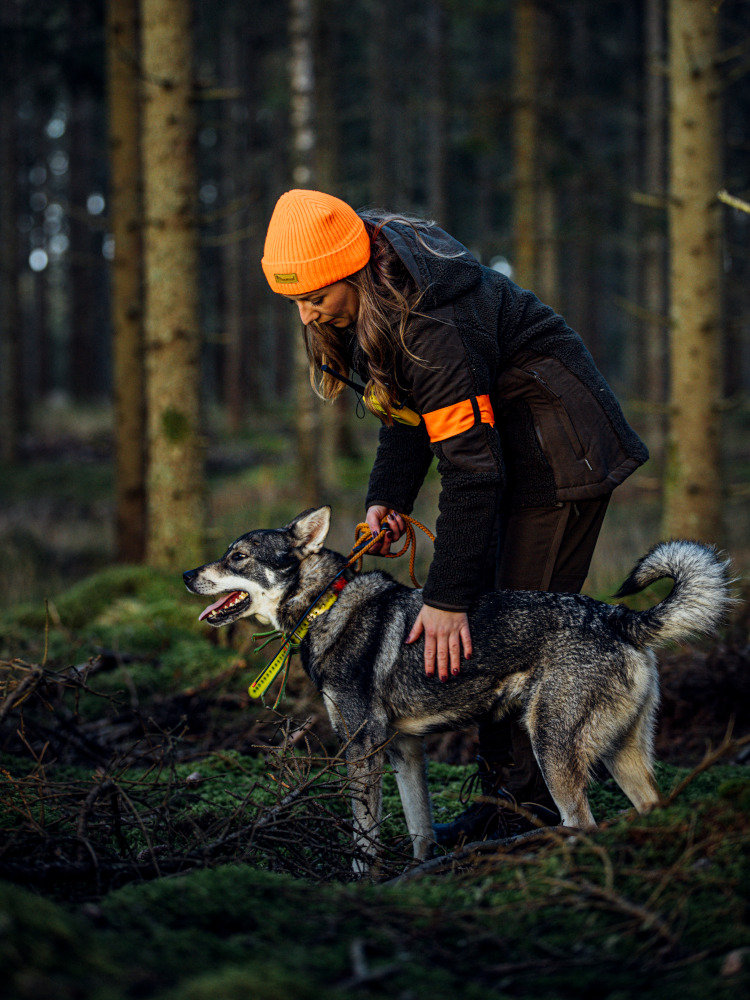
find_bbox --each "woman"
[261,189,649,845]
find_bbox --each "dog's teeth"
[199,591,250,622]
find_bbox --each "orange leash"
[347,514,435,588]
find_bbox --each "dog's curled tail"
[613,540,735,648]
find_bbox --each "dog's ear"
[286,506,331,557]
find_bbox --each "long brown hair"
[302,213,440,423]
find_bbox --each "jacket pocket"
[516,366,589,464]
[495,357,625,492]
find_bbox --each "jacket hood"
[359,214,483,309]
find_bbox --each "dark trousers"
[478,496,611,805]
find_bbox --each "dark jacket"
[357,219,648,611]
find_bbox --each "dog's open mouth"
[198,591,250,623]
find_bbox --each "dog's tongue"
[198,592,242,622]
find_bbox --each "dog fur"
[183,507,733,868]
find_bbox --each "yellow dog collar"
[248,587,341,700]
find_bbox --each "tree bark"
[106,0,146,562]
[289,0,322,507]
[534,3,558,310]
[663,0,723,542]
[140,0,206,570]
[68,89,102,401]
[642,0,669,464]
[425,0,447,224]
[0,0,23,463]
[221,15,248,433]
[369,0,396,208]
[513,0,537,289]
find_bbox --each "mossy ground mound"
[2,558,750,999]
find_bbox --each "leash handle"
[348,514,435,588]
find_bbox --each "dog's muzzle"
[183,568,252,626]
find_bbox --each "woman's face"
[289,280,359,329]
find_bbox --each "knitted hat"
[261,189,371,295]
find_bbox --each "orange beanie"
[261,189,371,295]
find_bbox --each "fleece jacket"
[353,217,649,612]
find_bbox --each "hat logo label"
[274,272,298,283]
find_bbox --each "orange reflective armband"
[422,394,495,442]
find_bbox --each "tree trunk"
[534,3,558,310]
[68,0,104,405]
[140,0,206,570]
[535,184,558,311]
[663,0,723,542]
[106,0,146,562]
[513,0,537,289]
[221,16,247,433]
[642,0,668,465]
[0,0,22,463]
[369,0,395,208]
[425,0,447,224]
[289,0,321,506]
[313,2,351,491]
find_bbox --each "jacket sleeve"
[366,307,506,611]
[365,421,434,515]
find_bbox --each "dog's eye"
[230,551,246,562]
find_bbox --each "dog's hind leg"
[603,686,661,814]
[522,699,595,829]
[386,734,433,861]
[605,744,660,813]
[539,759,596,829]
[530,727,596,829]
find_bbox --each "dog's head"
[183,506,332,627]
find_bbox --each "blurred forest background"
[1,0,750,600]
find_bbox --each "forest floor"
[2,403,750,999]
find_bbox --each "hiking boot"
[490,790,561,839]
[433,755,560,848]
[432,755,504,846]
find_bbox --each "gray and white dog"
[184,506,733,867]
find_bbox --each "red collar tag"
[331,577,348,595]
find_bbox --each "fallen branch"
[384,827,557,885]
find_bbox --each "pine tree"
[106,0,146,561]
[663,0,723,542]
[140,0,206,569]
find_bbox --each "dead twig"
[662,722,750,807]
[0,664,45,722]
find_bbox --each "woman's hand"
[365,505,406,555]
[406,604,472,682]
[365,507,472,678]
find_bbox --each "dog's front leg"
[386,734,433,861]
[346,736,386,875]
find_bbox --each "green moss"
[98,866,496,1000]
[157,962,350,1000]
[0,881,116,1000]
[161,406,191,443]
[2,759,750,1000]
[3,565,162,633]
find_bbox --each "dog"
[183,506,733,868]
